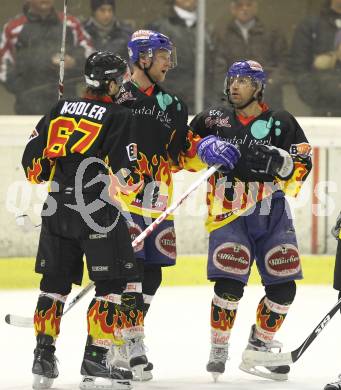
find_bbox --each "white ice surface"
[1,285,341,390]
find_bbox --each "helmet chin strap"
[137,59,157,85]
[144,67,156,85]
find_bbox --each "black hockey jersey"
[114,81,204,219]
[190,104,312,232]
[22,95,140,203]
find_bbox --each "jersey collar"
[83,94,113,103]
[237,103,269,125]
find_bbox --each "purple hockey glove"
[197,135,241,171]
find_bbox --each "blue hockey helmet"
[223,60,266,96]
[127,30,177,68]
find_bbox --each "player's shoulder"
[159,87,189,117]
[267,109,303,136]
[109,101,132,116]
[115,82,139,106]
[269,109,298,125]
[270,109,294,119]
[192,105,231,121]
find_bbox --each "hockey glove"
[246,144,294,179]
[136,175,159,208]
[197,135,241,171]
[331,211,341,240]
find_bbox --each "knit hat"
[90,0,115,12]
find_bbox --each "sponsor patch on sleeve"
[290,143,312,157]
[126,143,137,161]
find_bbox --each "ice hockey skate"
[239,324,290,381]
[109,339,153,381]
[32,334,59,390]
[80,345,133,390]
[206,343,229,382]
[324,375,341,390]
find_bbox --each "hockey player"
[22,51,144,390]
[191,59,312,381]
[323,215,341,390]
[109,29,239,381]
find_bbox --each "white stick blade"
[242,350,293,367]
[5,314,33,328]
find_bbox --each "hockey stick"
[242,296,341,367]
[4,281,95,328]
[58,0,68,100]
[5,165,219,328]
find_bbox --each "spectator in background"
[0,0,93,115]
[83,0,133,60]
[147,0,216,114]
[289,0,341,116]
[214,0,288,111]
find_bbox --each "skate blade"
[32,374,54,389]
[211,372,221,382]
[79,375,132,390]
[131,364,150,382]
[132,368,153,382]
[239,362,288,381]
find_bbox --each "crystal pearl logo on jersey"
[131,104,172,126]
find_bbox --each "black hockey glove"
[331,212,341,240]
[136,175,159,207]
[245,144,294,180]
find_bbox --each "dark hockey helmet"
[84,51,127,90]
[223,59,266,96]
[127,30,177,68]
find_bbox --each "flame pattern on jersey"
[22,98,139,196]
[114,81,206,220]
[190,107,312,232]
[26,157,44,184]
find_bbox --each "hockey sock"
[210,293,240,345]
[87,293,122,348]
[255,296,291,343]
[142,293,154,316]
[119,282,144,340]
[34,292,67,341]
[142,264,162,317]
